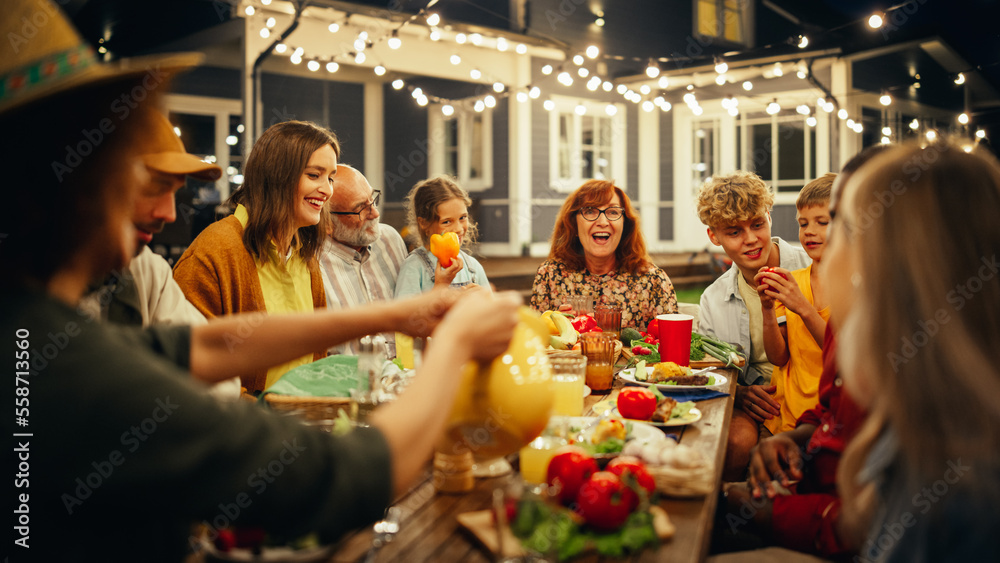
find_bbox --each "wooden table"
[327,368,738,563]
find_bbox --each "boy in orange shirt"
[756,174,835,434]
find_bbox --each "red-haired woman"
[530,180,678,330]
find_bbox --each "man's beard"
[332,215,380,248]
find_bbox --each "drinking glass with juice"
[548,354,587,417]
[518,435,568,483]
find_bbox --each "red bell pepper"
[571,314,601,333]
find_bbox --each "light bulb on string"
[743,80,753,91]
[881,136,891,144]
[642,100,654,112]
[450,54,461,65]
[658,76,669,89]
[728,106,739,116]
[574,104,587,116]
[388,32,401,50]
[578,67,589,78]
[290,54,302,65]
[260,28,270,39]
[616,84,627,94]
[442,103,455,116]
[838,108,848,120]
[543,100,555,111]
[416,96,428,107]
[868,12,884,29]
[392,79,404,89]
[557,71,573,86]
[245,6,255,16]
[326,62,339,73]
[796,69,807,79]
[529,86,541,98]
[605,104,618,116]
[429,28,441,41]
[766,99,780,115]
[646,60,660,78]
[910,118,920,130]
[493,82,505,93]
[266,17,276,28]
[807,116,817,127]
[640,84,651,95]
[796,105,810,115]
[976,129,986,139]
[470,33,482,46]
[275,43,287,53]
[516,91,528,103]
[773,63,783,77]
[715,74,726,85]
[586,45,599,59]
[882,126,892,136]
[374,65,386,76]
[798,35,809,48]
[926,130,937,141]
[958,112,969,125]
[516,43,527,54]
[484,95,496,108]
[586,77,600,91]
[354,38,367,51]
[307,60,320,72]
[470,68,482,80]
[496,37,508,51]
[541,64,553,75]
[692,105,704,116]
[879,92,892,106]
[683,92,696,105]
[847,119,855,128]
[954,73,966,85]
[328,22,339,33]
[660,101,672,112]
[426,13,440,26]
[455,33,467,44]
[714,58,728,74]
[602,81,613,92]
[355,51,366,64]
[573,54,585,65]
[411,88,423,99]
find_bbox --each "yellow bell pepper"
[429,232,460,267]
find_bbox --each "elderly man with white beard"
[319,164,408,356]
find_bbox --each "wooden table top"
[327,367,738,563]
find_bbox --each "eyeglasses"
[330,190,381,218]
[579,206,624,222]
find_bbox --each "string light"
[586,45,600,59]
[728,106,739,116]
[374,65,386,76]
[742,81,753,91]
[493,82,505,92]
[469,33,483,46]
[355,51,366,64]
[881,136,891,144]
[868,12,884,29]
[766,99,780,115]
[798,35,809,49]
[660,101,672,112]
[290,53,302,65]
[578,67,589,78]
[926,130,937,141]
[515,43,527,54]
[714,58,728,74]
[977,129,986,139]
[796,104,810,115]
[573,54,585,65]
[429,28,441,41]
[470,68,482,79]
[910,118,920,130]
[646,59,660,78]
[658,76,669,89]
[516,91,528,102]
[475,100,485,112]
[388,31,401,49]
[882,126,892,136]
[450,54,461,65]
[616,84,627,94]
[307,60,320,71]
[954,73,966,85]
[715,74,726,85]
[328,22,339,33]
[773,63,783,77]
[879,92,892,106]
[595,16,605,27]
[605,104,618,116]
[541,64,553,75]
[529,86,541,98]
[416,95,429,107]
[557,71,573,86]
[426,13,440,26]
[326,62,339,73]
[266,17,276,28]
[392,79,404,90]
[958,112,969,124]
[838,108,848,120]
[543,100,555,111]
[496,37,508,51]
[260,28,270,39]
[455,33,467,44]
[411,88,423,99]
[691,105,704,116]
[642,100,655,112]
[639,84,651,95]
[484,95,497,108]
[442,102,455,115]
[602,81,613,92]
[245,6,255,16]
[807,116,818,127]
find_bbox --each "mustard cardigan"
[173,215,326,392]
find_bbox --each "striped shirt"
[319,223,408,356]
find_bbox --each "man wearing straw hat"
[0,2,519,560]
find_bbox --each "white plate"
[591,400,703,428]
[561,416,670,446]
[619,367,727,391]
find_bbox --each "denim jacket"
[698,237,811,386]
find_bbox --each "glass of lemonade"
[518,435,568,484]
[580,332,617,394]
[548,353,587,417]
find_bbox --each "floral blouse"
[530,260,679,332]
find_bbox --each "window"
[431,108,492,191]
[695,0,752,46]
[164,94,243,201]
[549,97,626,191]
[692,119,720,188]
[738,113,815,193]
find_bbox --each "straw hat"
[0,0,202,115]
[143,112,222,181]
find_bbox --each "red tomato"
[646,318,660,339]
[606,456,656,495]
[546,446,598,505]
[616,388,657,420]
[213,529,236,552]
[576,471,639,530]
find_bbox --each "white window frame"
[736,112,829,206]
[164,94,243,201]
[428,106,493,192]
[693,0,754,47]
[548,96,627,192]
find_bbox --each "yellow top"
[234,205,315,389]
[764,264,830,434]
[737,272,776,383]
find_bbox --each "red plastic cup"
[656,313,694,367]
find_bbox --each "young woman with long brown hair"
[174,121,338,392]
[530,179,678,330]
[824,141,1000,561]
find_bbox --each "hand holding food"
[747,433,804,499]
[434,254,465,287]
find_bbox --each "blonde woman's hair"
[796,173,836,209]
[404,175,479,248]
[836,141,1000,542]
[696,171,775,228]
